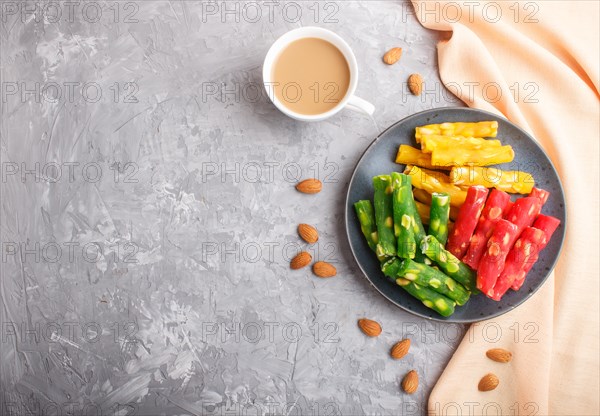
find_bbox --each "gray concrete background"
[1,1,464,415]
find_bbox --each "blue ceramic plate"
[345,108,566,323]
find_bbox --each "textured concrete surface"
[1,1,464,415]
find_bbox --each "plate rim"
[344,107,567,323]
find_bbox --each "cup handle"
[346,95,375,116]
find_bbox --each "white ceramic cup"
[263,27,375,122]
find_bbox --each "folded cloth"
[410,1,600,414]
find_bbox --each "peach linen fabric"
[409,1,600,415]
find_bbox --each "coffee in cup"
[263,27,374,122]
[271,37,350,115]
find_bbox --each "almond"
[290,251,312,270]
[478,373,500,391]
[383,47,402,65]
[312,261,336,278]
[486,348,512,363]
[298,224,319,244]
[296,178,322,194]
[358,318,382,337]
[408,73,423,96]
[390,339,411,360]
[401,370,419,394]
